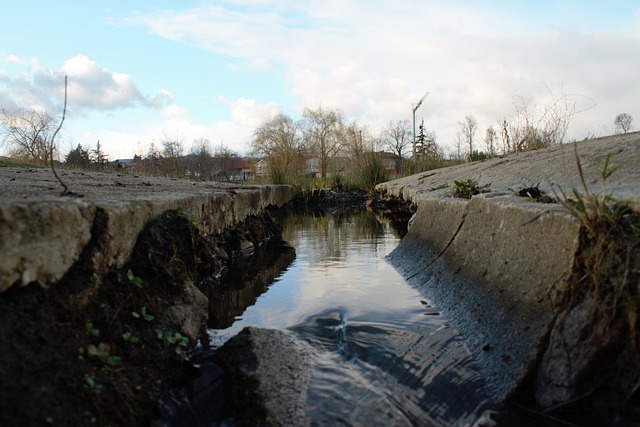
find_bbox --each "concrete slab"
[378,132,640,405]
[0,168,293,292]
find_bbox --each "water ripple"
[291,308,494,426]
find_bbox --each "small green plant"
[95,343,121,367]
[176,206,197,224]
[82,411,97,424]
[84,373,103,394]
[310,177,327,196]
[330,173,350,190]
[85,322,100,337]
[155,329,189,354]
[127,269,144,288]
[433,182,449,190]
[550,147,640,416]
[131,306,154,322]
[452,179,490,199]
[122,331,140,344]
[558,152,630,231]
[91,272,102,284]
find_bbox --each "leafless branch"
[50,75,69,194]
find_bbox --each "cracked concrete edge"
[387,194,580,401]
[0,180,294,293]
[376,133,640,402]
[0,200,95,292]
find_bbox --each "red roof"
[233,161,253,169]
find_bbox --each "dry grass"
[550,144,640,419]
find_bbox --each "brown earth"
[0,208,284,427]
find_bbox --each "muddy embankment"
[378,132,640,424]
[0,168,293,426]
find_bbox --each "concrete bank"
[0,168,293,292]
[377,132,640,416]
[0,167,294,426]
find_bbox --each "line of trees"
[128,138,241,180]
[452,96,635,162]
[64,136,239,179]
[2,99,634,186]
[0,106,244,180]
[251,106,445,188]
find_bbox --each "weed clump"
[452,179,490,199]
[534,148,640,423]
[513,183,556,203]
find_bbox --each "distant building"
[112,159,136,170]
[255,159,271,178]
[376,151,402,176]
[230,160,255,180]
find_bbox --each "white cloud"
[149,88,175,110]
[0,54,25,65]
[220,96,282,127]
[122,1,640,150]
[57,55,145,110]
[160,103,189,120]
[0,55,158,114]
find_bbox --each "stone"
[214,327,316,426]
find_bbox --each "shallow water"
[208,211,496,426]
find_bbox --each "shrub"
[357,152,389,192]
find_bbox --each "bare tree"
[161,132,185,177]
[458,115,478,156]
[212,143,238,181]
[252,113,306,180]
[534,87,577,148]
[189,138,214,180]
[614,113,634,134]
[484,125,498,156]
[147,142,161,160]
[453,131,464,161]
[381,120,412,168]
[302,106,344,179]
[342,120,366,165]
[500,88,584,154]
[498,119,512,154]
[0,108,59,164]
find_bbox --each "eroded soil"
[0,209,284,426]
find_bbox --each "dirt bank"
[0,208,285,426]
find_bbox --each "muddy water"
[209,211,497,426]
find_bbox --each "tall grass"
[357,152,390,192]
[549,146,640,417]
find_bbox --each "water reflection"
[207,210,495,425]
[204,243,295,329]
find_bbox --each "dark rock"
[214,327,316,426]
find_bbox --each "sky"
[1,0,639,160]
